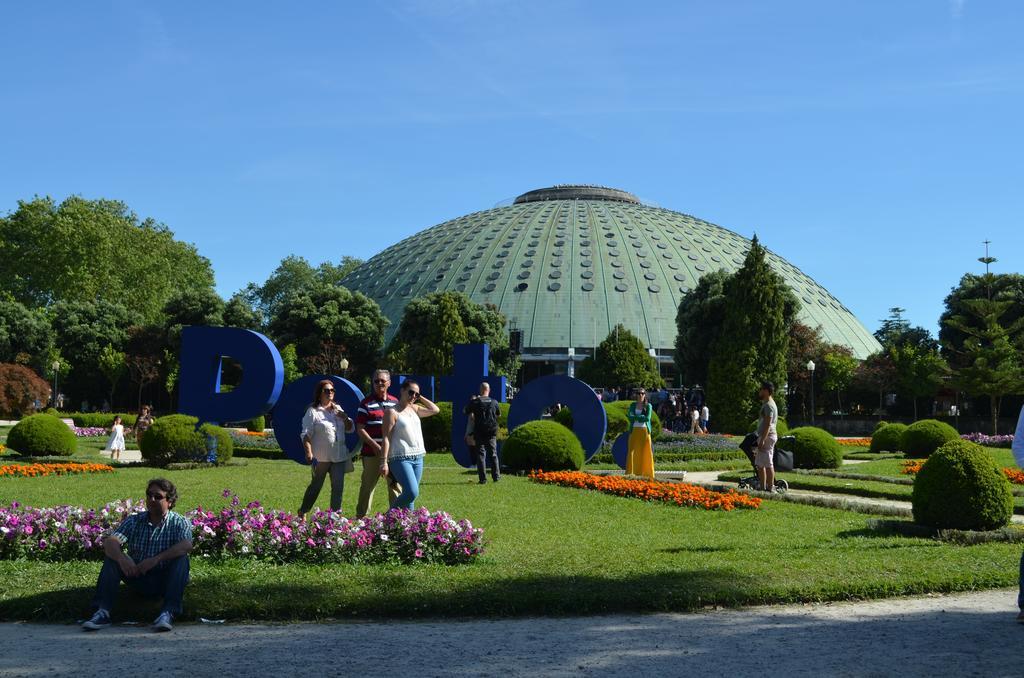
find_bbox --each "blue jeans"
[93,555,190,616]
[389,456,424,509]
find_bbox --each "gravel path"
[1,589,1021,677]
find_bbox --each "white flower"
[380,534,389,541]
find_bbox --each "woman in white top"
[105,415,125,461]
[379,380,440,510]
[298,379,355,518]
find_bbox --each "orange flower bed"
[1003,468,1024,485]
[237,431,267,437]
[0,462,115,478]
[901,460,924,475]
[528,470,761,511]
[837,438,872,447]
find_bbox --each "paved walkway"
[0,590,1020,677]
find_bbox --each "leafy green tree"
[889,343,948,420]
[787,321,827,420]
[855,351,897,415]
[250,255,364,321]
[939,273,1024,365]
[942,297,1024,433]
[674,269,729,386]
[47,300,132,407]
[386,292,515,377]
[223,292,262,331]
[0,196,215,323]
[268,282,387,382]
[280,343,302,384]
[97,344,126,409]
[576,324,664,389]
[0,299,54,370]
[706,236,790,434]
[822,348,857,419]
[875,307,938,351]
[162,288,225,350]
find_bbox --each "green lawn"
[851,448,1018,477]
[0,458,1020,622]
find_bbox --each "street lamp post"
[807,360,816,426]
[51,360,61,409]
[339,358,349,379]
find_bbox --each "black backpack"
[473,397,499,437]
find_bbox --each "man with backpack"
[464,382,501,484]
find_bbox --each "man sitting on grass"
[82,478,193,632]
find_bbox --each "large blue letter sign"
[507,375,607,461]
[271,375,364,464]
[440,344,507,468]
[178,326,284,425]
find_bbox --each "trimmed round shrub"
[606,401,662,441]
[44,407,59,416]
[786,426,843,469]
[911,439,1013,530]
[900,419,959,458]
[503,419,584,471]
[6,414,77,456]
[869,423,907,453]
[873,420,889,434]
[420,401,453,451]
[246,415,266,433]
[140,414,233,467]
[552,407,573,430]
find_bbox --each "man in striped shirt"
[355,369,402,518]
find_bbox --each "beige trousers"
[356,456,401,518]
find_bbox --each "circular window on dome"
[464,262,477,269]
[526,249,536,257]
[517,282,529,292]
[628,232,640,239]
[609,249,621,257]
[529,241,539,247]
[679,286,689,293]
[656,242,668,250]
[695,264,706,272]
[555,240,565,247]
[549,270,562,279]
[644,272,656,281]
[522,260,534,268]
[607,241,620,248]
[553,249,564,257]
[802,297,813,305]
[581,282,595,291]
[581,240,591,247]
[674,273,687,282]
[456,284,466,292]
[688,254,699,261]
[693,237,704,244]
[733,258,743,265]
[493,260,506,268]
[613,271,625,280]
[639,261,652,268]
[662,253,674,260]
[483,283,496,293]
[702,246,712,253]
[518,271,530,280]
[631,241,643,248]
[581,260,592,267]
[551,259,562,267]
[581,249,592,257]
[581,270,593,279]
[497,250,509,258]
[637,251,648,258]
[458,273,471,282]
[650,232,660,239]
[487,272,500,281]
[548,282,561,292]
[648,284,661,293]
[611,260,622,268]
[711,256,721,262]
[615,283,629,293]
[502,242,514,248]
[434,273,445,281]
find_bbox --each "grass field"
[1,457,1020,622]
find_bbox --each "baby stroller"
[737,433,795,493]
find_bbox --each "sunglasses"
[407,391,421,398]
[322,388,335,393]
[147,493,167,501]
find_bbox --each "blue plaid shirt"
[110,511,193,565]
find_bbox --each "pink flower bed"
[0,490,485,565]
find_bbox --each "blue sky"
[1,1,1021,335]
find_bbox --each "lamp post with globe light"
[807,360,816,426]
[51,360,61,409]
[339,358,349,379]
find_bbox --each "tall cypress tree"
[707,236,790,433]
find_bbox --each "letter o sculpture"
[271,374,364,464]
[505,375,607,461]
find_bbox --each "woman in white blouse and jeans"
[298,379,354,518]
[380,380,440,510]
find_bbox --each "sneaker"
[82,609,111,631]
[152,611,173,632]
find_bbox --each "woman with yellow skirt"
[626,388,655,479]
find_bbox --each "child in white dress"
[105,416,126,461]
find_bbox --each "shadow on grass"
[0,568,759,623]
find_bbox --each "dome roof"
[342,186,881,359]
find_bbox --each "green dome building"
[342,185,881,381]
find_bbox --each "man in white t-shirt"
[700,404,710,434]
